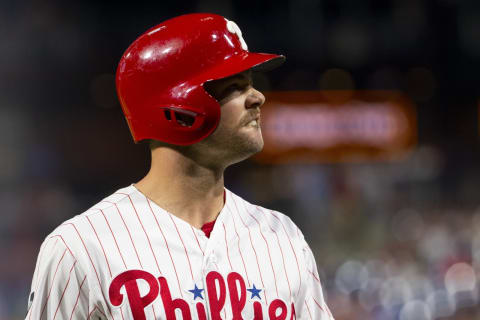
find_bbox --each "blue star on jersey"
[188,284,204,300]
[247,284,262,299]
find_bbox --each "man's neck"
[134,147,225,229]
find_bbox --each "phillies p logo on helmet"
[225,19,249,51]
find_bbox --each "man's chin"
[227,135,264,164]
[243,127,263,145]
[243,138,264,158]
[242,130,264,152]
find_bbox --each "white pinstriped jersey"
[26,185,333,320]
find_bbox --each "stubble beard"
[198,124,264,168]
[227,127,264,162]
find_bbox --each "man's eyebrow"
[226,70,252,82]
[226,74,249,82]
[219,76,249,90]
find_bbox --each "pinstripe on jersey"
[26,185,333,320]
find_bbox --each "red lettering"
[206,271,226,320]
[253,301,263,319]
[158,277,192,320]
[108,270,292,320]
[108,270,159,320]
[227,272,247,320]
[196,303,207,320]
[268,299,287,320]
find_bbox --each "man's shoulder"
[85,184,139,213]
[55,184,135,223]
[226,189,301,239]
[42,185,139,256]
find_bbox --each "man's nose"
[245,87,265,109]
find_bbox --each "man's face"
[199,70,266,166]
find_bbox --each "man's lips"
[242,113,260,126]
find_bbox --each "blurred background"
[2,0,480,319]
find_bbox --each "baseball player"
[26,13,334,320]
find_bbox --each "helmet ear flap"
[160,106,206,130]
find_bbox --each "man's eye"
[226,84,242,92]
[226,82,250,94]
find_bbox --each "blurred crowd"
[233,147,480,320]
[325,210,480,320]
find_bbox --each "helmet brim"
[200,51,285,83]
[250,54,286,72]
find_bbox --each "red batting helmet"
[116,13,285,145]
